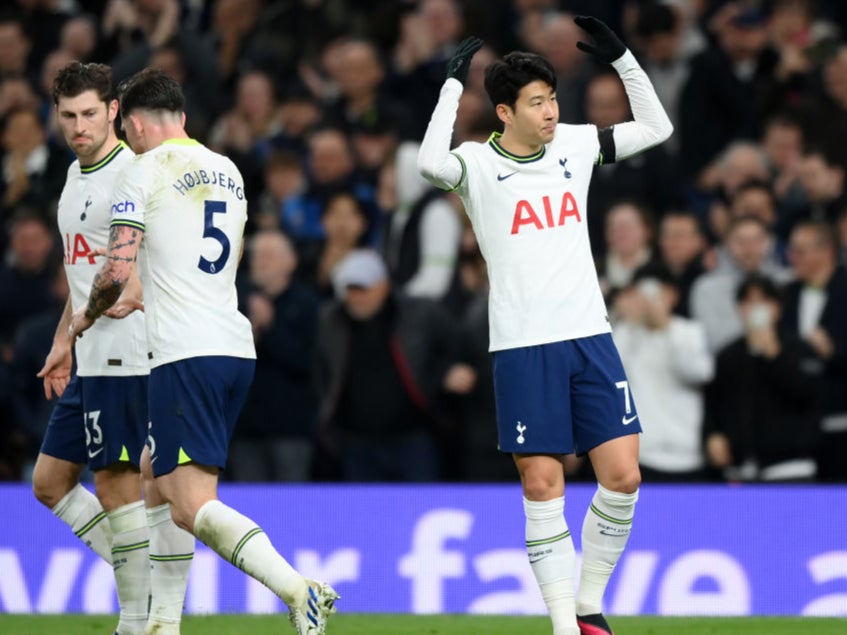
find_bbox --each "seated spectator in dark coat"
[705,274,820,482]
[231,230,321,482]
[779,219,847,481]
[0,210,59,357]
[314,249,466,482]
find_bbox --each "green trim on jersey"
[448,152,467,192]
[80,142,127,174]
[163,138,201,147]
[111,219,145,231]
[487,132,546,163]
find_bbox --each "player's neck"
[497,130,543,157]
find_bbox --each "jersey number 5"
[198,200,230,274]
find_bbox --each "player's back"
[112,139,255,367]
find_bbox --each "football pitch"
[1,614,845,634]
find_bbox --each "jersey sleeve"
[417,78,466,191]
[599,50,674,164]
[109,161,147,231]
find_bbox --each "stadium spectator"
[0,13,36,85]
[0,210,58,354]
[59,14,98,63]
[705,274,820,482]
[8,264,68,475]
[613,265,713,482]
[208,69,284,204]
[759,113,810,239]
[232,230,321,482]
[323,38,412,142]
[647,209,708,318]
[596,201,658,303]
[390,0,467,139]
[779,220,847,481]
[792,143,847,226]
[691,214,793,354]
[628,0,704,156]
[254,150,306,232]
[698,140,770,247]
[678,3,772,185]
[1,106,70,217]
[313,191,372,297]
[315,249,462,482]
[281,125,377,257]
[380,141,463,310]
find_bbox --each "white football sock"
[577,484,638,616]
[146,503,194,633]
[52,483,113,562]
[193,499,306,607]
[108,500,151,635]
[524,497,579,635]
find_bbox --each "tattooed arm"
[68,223,143,341]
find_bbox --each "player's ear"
[180,112,186,127]
[495,103,513,127]
[108,99,119,122]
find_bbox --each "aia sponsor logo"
[511,192,581,234]
[64,233,97,264]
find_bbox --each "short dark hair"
[117,67,184,119]
[484,51,556,110]
[52,61,113,105]
[736,273,783,304]
[635,1,677,39]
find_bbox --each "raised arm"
[418,37,483,191]
[574,16,673,164]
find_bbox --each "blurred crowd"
[1,0,846,484]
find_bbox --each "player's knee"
[32,471,71,509]
[167,504,195,534]
[602,468,641,495]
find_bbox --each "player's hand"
[37,344,72,399]
[574,16,626,64]
[443,363,477,394]
[68,307,95,345]
[446,37,483,84]
[104,297,144,319]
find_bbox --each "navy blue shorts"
[493,334,641,456]
[40,374,149,469]
[147,356,254,477]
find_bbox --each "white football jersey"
[419,52,673,351]
[110,139,255,367]
[58,142,149,376]
[451,128,611,350]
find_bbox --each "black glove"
[574,16,626,64]
[446,37,483,84]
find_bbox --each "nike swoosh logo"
[87,447,104,458]
[497,171,517,181]
[622,414,638,425]
[600,529,627,536]
[528,557,547,564]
